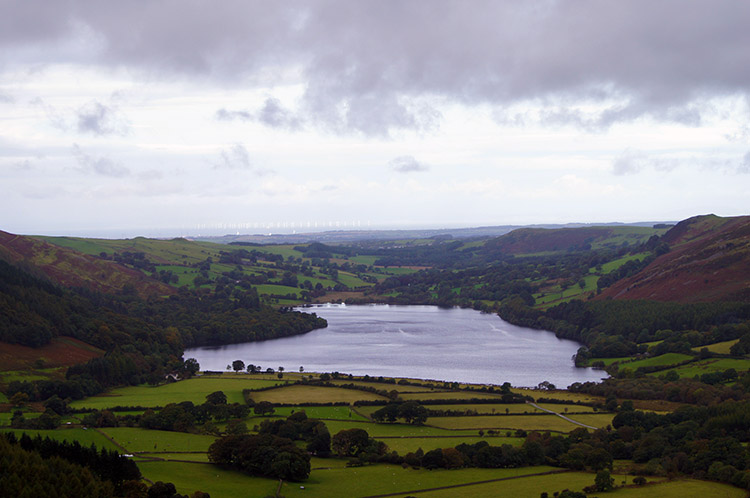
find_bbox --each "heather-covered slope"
[0,230,174,297]
[597,215,750,303]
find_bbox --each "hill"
[0,230,174,297]
[481,225,667,256]
[597,214,750,303]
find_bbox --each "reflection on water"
[183,304,605,387]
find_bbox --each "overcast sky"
[1,0,748,237]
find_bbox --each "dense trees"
[208,434,310,481]
[0,257,326,403]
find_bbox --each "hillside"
[597,214,750,303]
[481,225,667,256]
[0,230,174,297]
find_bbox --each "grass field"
[138,460,278,498]
[513,389,603,404]
[605,479,747,498]
[272,405,370,421]
[139,452,210,462]
[425,415,582,432]
[421,472,646,498]
[693,339,740,355]
[278,464,561,498]
[322,420,478,438]
[617,353,694,371]
[101,427,218,453]
[653,358,750,378]
[69,377,286,409]
[4,428,120,451]
[247,385,388,404]
[399,391,508,401]
[377,436,524,454]
[330,380,443,393]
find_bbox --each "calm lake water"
[183,304,605,387]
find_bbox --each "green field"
[322,420,478,438]
[273,405,370,421]
[138,460,278,498]
[4,428,120,451]
[617,353,695,371]
[377,436,524,454]
[693,339,740,355]
[280,465,560,498]
[399,391,508,401]
[425,412,614,431]
[69,376,287,409]
[248,385,389,404]
[654,358,750,378]
[101,427,218,453]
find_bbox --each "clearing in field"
[247,384,388,404]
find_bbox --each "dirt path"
[526,401,599,429]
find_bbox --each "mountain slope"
[0,230,174,297]
[481,225,667,256]
[596,214,750,303]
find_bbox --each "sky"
[1,0,748,238]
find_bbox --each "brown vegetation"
[0,230,174,297]
[598,215,750,302]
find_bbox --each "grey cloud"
[258,98,302,130]
[740,152,750,174]
[390,155,429,173]
[216,108,253,121]
[76,101,128,136]
[72,144,130,177]
[4,1,750,134]
[215,144,274,176]
[216,98,302,130]
[216,144,252,170]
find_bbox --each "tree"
[254,401,275,416]
[398,401,428,425]
[594,469,615,492]
[246,364,257,373]
[10,392,28,407]
[184,358,200,376]
[206,391,227,405]
[331,428,372,457]
[232,360,245,372]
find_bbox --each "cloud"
[389,155,429,173]
[4,1,750,134]
[213,143,274,175]
[740,151,750,174]
[72,144,130,177]
[216,98,302,130]
[216,108,253,121]
[76,100,128,136]
[215,143,251,170]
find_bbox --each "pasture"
[69,376,287,409]
[247,384,389,404]
[101,427,218,453]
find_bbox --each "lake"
[183,304,605,387]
